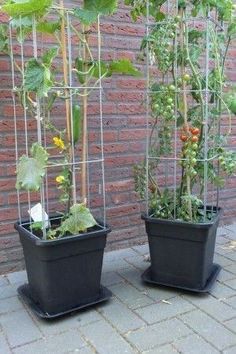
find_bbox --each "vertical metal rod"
[67,11,77,205]
[9,24,22,224]
[32,15,46,239]
[145,0,150,216]
[203,11,210,221]
[97,15,106,228]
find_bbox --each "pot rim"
[142,206,222,229]
[15,216,111,247]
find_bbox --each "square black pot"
[15,219,111,315]
[142,207,222,291]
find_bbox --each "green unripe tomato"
[191,158,197,165]
[183,73,191,82]
[192,143,198,150]
[167,98,173,104]
[169,85,176,92]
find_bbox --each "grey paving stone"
[13,329,87,354]
[182,294,236,322]
[126,318,192,352]
[7,271,27,285]
[225,252,236,262]
[117,265,179,302]
[132,244,149,256]
[225,224,236,234]
[223,296,236,310]
[1,309,42,348]
[99,298,145,333]
[215,244,236,256]
[0,333,11,354]
[214,254,233,267]
[225,263,236,275]
[0,296,23,315]
[34,309,103,336]
[124,254,147,271]
[223,345,236,354]
[135,296,194,324]
[217,269,236,282]
[180,310,236,350]
[145,344,179,354]
[210,281,236,299]
[102,258,133,273]
[224,278,236,291]
[174,333,220,354]
[80,318,136,354]
[0,275,9,287]
[104,248,138,262]
[101,271,124,287]
[68,346,95,354]
[224,318,236,334]
[109,282,154,310]
[0,284,18,300]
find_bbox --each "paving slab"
[135,296,194,324]
[144,343,179,354]
[0,296,23,315]
[126,318,192,352]
[101,271,124,287]
[224,318,236,334]
[12,329,87,354]
[1,309,42,348]
[0,275,9,287]
[7,271,27,285]
[0,333,11,354]
[210,280,236,299]
[173,333,220,354]
[132,244,149,256]
[110,282,154,310]
[223,345,236,354]
[99,298,145,333]
[180,309,236,350]
[182,294,236,322]
[80,318,137,354]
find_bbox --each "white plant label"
[28,203,50,228]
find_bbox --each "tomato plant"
[132,0,236,222]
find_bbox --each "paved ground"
[0,224,236,354]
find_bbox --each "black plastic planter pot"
[141,207,222,292]
[15,220,112,318]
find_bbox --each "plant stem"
[180,8,192,221]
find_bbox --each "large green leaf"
[1,0,53,18]
[24,48,57,96]
[84,0,118,16]
[16,143,49,191]
[109,59,141,76]
[48,204,97,238]
[24,59,52,97]
[73,8,98,25]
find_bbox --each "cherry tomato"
[191,136,199,143]
[180,135,188,142]
[190,127,200,135]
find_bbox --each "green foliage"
[47,204,97,239]
[16,143,49,191]
[74,0,118,25]
[24,47,58,97]
[109,59,141,76]
[1,0,53,18]
[132,0,236,223]
[0,24,8,53]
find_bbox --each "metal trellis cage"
[6,1,107,239]
[138,0,236,224]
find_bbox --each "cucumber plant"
[0,0,140,238]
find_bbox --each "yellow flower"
[56,175,65,184]
[53,137,65,150]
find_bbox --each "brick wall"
[0,1,236,274]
